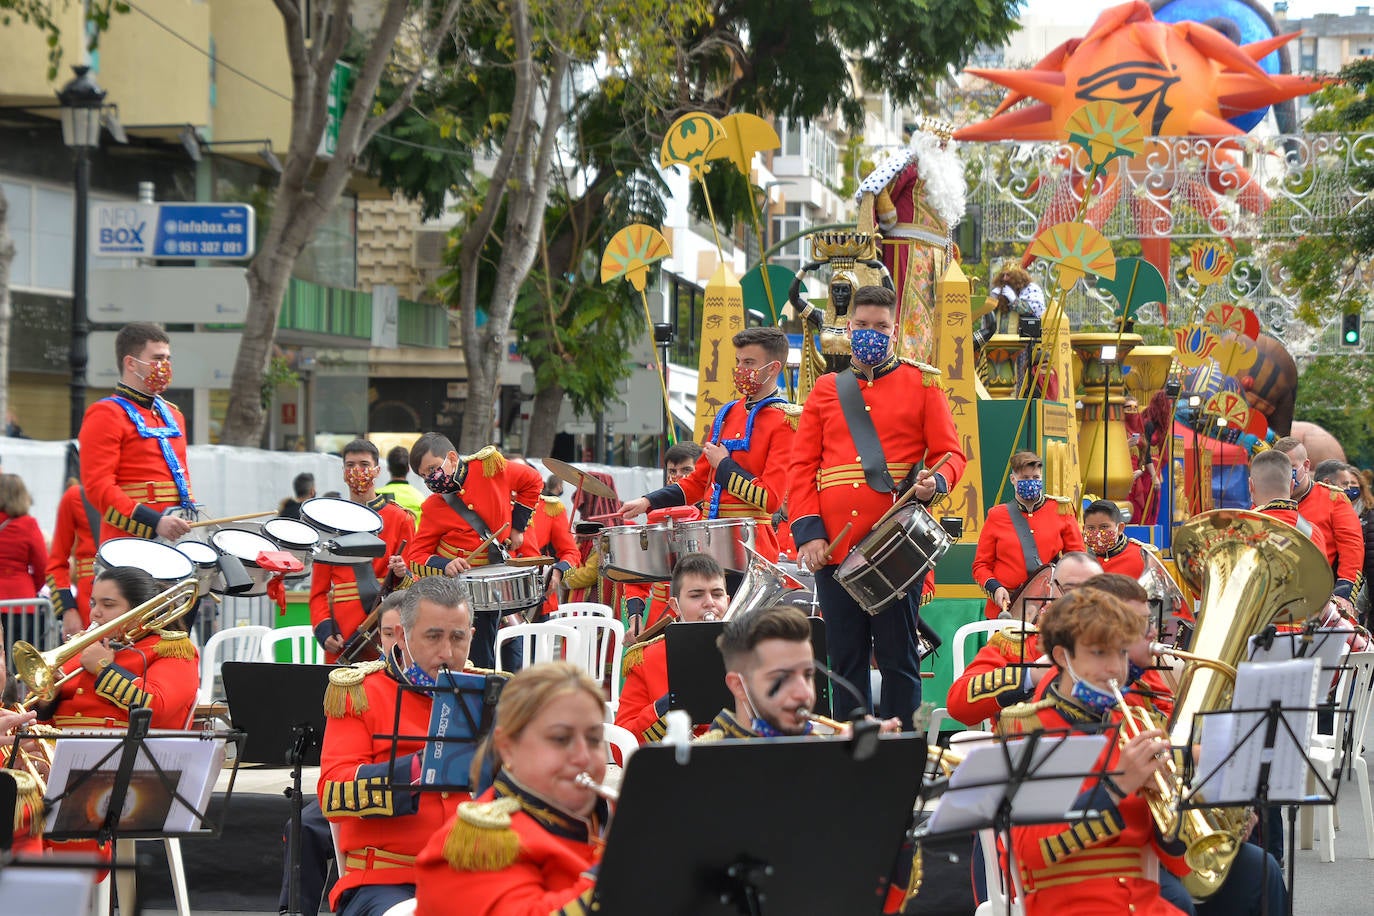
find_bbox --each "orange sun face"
[955,0,1321,142]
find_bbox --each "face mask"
[732,362,777,398]
[424,459,462,494]
[1292,468,1300,486]
[398,645,436,688]
[344,465,376,495]
[1083,528,1118,555]
[1014,478,1044,502]
[739,679,812,738]
[1065,658,1117,716]
[133,357,172,395]
[1345,486,1361,504]
[849,327,891,365]
[1126,661,1145,685]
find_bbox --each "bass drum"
[96,538,195,584]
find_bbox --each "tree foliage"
[1295,354,1374,467]
[0,0,128,79]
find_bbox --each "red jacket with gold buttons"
[517,495,580,615]
[404,451,542,576]
[79,384,195,541]
[1294,480,1364,598]
[46,484,98,626]
[43,631,199,730]
[310,496,415,661]
[318,662,470,910]
[787,357,966,568]
[972,498,1086,618]
[615,635,669,741]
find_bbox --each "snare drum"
[835,503,952,615]
[599,523,675,582]
[264,517,320,573]
[463,565,542,615]
[174,540,221,595]
[299,497,383,563]
[210,528,282,597]
[673,519,755,574]
[96,538,195,583]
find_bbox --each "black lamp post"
[58,65,106,438]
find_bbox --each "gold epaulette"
[1129,537,1159,555]
[463,664,510,679]
[694,728,728,743]
[994,697,1056,737]
[324,659,387,718]
[987,625,1033,660]
[773,401,804,431]
[444,797,523,871]
[1050,495,1074,515]
[621,633,663,676]
[540,495,565,517]
[1316,480,1350,502]
[899,358,941,387]
[5,768,44,837]
[461,445,507,478]
[153,630,197,659]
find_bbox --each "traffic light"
[1342,312,1362,347]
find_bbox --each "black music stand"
[666,618,830,722]
[592,735,926,915]
[222,661,331,916]
[381,673,506,795]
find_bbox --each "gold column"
[933,260,984,539]
[695,262,743,442]
[1071,332,1143,505]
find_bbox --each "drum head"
[97,538,195,582]
[264,517,321,549]
[211,528,279,565]
[174,540,218,566]
[300,497,383,535]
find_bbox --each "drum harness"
[706,394,786,518]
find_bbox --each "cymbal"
[542,457,618,500]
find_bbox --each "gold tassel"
[324,662,381,718]
[6,769,44,837]
[621,641,645,675]
[444,797,523,871]
[154,631,197,659]
[462,445,507,478]
[542,497,565,518]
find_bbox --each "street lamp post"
[58,65,106,439]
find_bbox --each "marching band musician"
[318,576,480,916]
[515,474,579,619]
[45,478,99,640]
[310,438,415,663]
[1003,590,1285,916]
[973,450,1086,619]
[1250,450,1328,556]
[945,553,1102,728]
[78,322,195,543]
[1082,499,1151,579]
[1,668,42,856]
[35,566,198,730]
[1271,437,1363,604]
[788,285,966,723]
[620,326,797,565]
[404,433,542,669]
[616,553,729,742]
[414,662,609,916]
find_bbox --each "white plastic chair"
[113,836,191,916]
[558,617,626,714]
[495,622,583,673]
[603,722,638,767]
[549,602,613,619]
[973,828,1025,916]
[261,624,328,664]
[1302,650,1374,860]
[198,625,273,703]
[931,619,1018,734]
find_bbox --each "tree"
[219,0,463,446]
[0,1,127,78]
[1277,58,1374,325]
[1295,354,1374,467]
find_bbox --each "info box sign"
[93,202,256,260]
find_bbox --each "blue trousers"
[470,612,525,671]
[814,566,922,723]
[338,883,416,916]
[278,799,332,916]
[1196,840,1287,915]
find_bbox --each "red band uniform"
[615,635,671,741]
[318,660,471,912]
[415,772,606,916]
[972,497,1086,619]
[787,355,966,720]
[79,384,195,541]
[42,630,198,730]
[516,495,580,617]
[310,495,416,662]
[1292,479,1363,601]
[45,484,99,628]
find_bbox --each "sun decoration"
[600,225,671,292]
[660,113,729,181]
[1189,240,1236,287]
[1203,390,1253,431]
[1203,301,1260,339]
[1026,221,1117,290]
[1064,100,1144,168]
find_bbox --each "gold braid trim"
[994,696,1056,737]
[5,768,45,837]
[463,445,507,478]
[153,630,197,659]
[324,660,387,718]
[444,797,523,871]
[541,496,565,517]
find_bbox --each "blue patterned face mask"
[849,327,892,365]
[1065,659,1117,716]
[1345,486,1361,504]
[1014,478,1044,502]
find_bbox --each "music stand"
[592,735,925,915]
[666,618,830,722]
[222,661,331,916]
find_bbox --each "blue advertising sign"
[94,202,256,260]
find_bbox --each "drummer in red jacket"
[972,450,1085,619]
[620,326,797,568]
[310,439,415,663]
[616,552,728,741]
[515,474,580,619]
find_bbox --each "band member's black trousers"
[814,566,923,723]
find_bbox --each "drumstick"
[188,510,276,529]
[819,523,853,562]
[467,522,512,560]
[873,453,953,531]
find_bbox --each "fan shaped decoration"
[1098,256,1166,320]
[1202,301,1260,340]
[601,225,671,292]
[660,112,729,181]
[1203,390,1252,430]
[718,113,780,178]
[1063,100,1144,168]
[1026,221,1117,290]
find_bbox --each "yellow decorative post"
[933,260,985,536]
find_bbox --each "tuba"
[722,544,806,621]
[1154,509,1333,898]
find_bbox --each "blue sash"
[104,395,195,511]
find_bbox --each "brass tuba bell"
[722,544,806,621]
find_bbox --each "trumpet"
[13,578,200,708]
[574,771,619,803]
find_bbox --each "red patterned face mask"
[1083,528,1118,555]
[134,357,172,394]
[733,361,778,397]
[344,465,376,495]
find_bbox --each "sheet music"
[924,734,1107,835]
[1247,628,1347,672]
[1194,658,1321,805]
